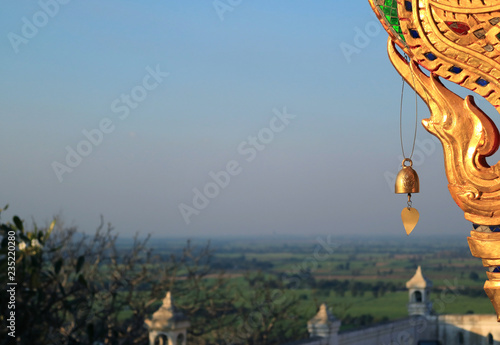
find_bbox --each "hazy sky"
[0,1,489,239]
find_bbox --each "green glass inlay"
[496,32,500,41]
[378,0,405,41]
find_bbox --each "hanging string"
[399,55,419,161]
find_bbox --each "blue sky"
[0,1,479,238]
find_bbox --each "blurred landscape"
[2,213,495,344]
[138,233,494,328]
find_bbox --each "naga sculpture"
[368,0,500,319]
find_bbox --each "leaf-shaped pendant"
[401,207,419,235]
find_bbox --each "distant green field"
[325,291,409,320]
[130,235,495,331]
[210,238,485,285]
[319,291,494,319]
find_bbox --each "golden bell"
[395,158,420,194]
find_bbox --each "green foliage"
[0,210,307,345]
[0,212,172,345]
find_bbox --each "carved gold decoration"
[368,0,500,319]
[468,230,500,321]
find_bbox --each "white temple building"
[145,292,190,345]
[146,267,500,345]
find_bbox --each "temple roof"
[144,291,189,331]
[406,266,432,289]
[308,303,337,325]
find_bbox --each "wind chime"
[395,75,420,236]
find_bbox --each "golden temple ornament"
[395,158,420,235]
[369,0,500,319]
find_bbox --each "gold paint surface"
[482,258,500,266]
[468,231,500,258]
[486,271,500,281]
[468,230,500,319]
